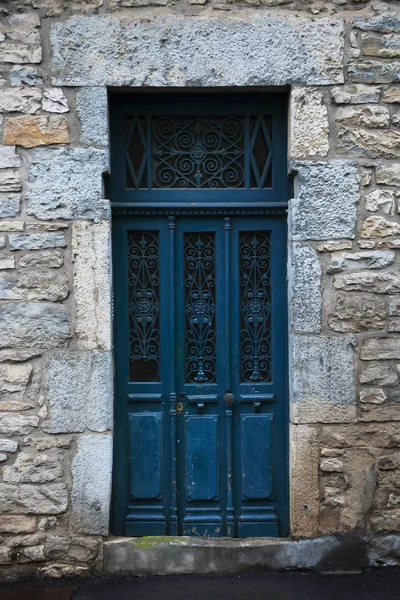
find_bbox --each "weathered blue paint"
[111,93,289,538]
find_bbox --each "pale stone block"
[361,216,400,238]
[4,116,69,148]
[331,84,381,104]
[0,194,21,218]
[0,439,18,452]
[327,250,395,273]
[0,483,68,515]
[0,87,41,113]
[0,147,21,169]
[376,163,400,185]
[3,452,64,484]
[290,160,359,240]
[72,221,112,350]
[26,147,109,221]
[289,243,321,333]
[0,269,69,301]
[0,44,42,64]
[0,350,41,363]
[290,424,319,538]
[0,256,15,270]
[365,189,395,215]
[290,88,329,158]
[382,86,400,103]
[359,387,387,404]
[361,338,400,361]
[0,414,39,435]
[0,515,36,533]
[37,564,90,578]
[10,66,42,87]
[0,401,36,412]
[42,88,69,113]
[337,127,400,159]
[50,15,344,87]
[0,302,71,348]
[360,362,398,386]
[8,233,66,251]
[328,293,386,332]
[19,250,64,269]
[71,433,112,535]
[358,240,375,249]
[361,33,400,58]
[316,240,352,252]
[24,436,71,451]
[348,61,400,85]
[77,86,108,146]
[334,271,400,294]
[0,363,32,400]
[290,335,356,423]
[320,458,344,472]
[0,222,24,232]
[336,105,390,128]
[0,170,21,192]
[43,351,112,433]
[354,14,400,33]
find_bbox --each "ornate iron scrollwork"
[128,231,160,382]
[239,232,272,383]
[184,233,216,383]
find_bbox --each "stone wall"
[0,0,399,581]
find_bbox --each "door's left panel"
[112,217,174,536]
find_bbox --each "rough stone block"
[0,269,69,302]
[336,105,390,128]
[4,116,69,148]
[361,216,400,238]
[42,88,69,113]
[337,127,400,159]
[43,351,112,433]
[26,147,109,221]
[0,256,16,270]
[0,414,39,436]
[71,433,112,535]
[3,452,64,484]
[0,515,36,534]
[360,363,398,386]
[289,243,321,333]
[290,88,329,158]
[290,161,359,240]
[327,250,395,273]
[50,15,344,87]
[331,84,381,104]
[0,193,20,218]
[0,302,71,349]
[334,271,400,294]
[0,363,32,400]
[10,66,42,87]
[290,335,356,423]
[361,33,400,58]
[72,221,111,350]
[0,87,41,114]
[328,293,386,332]
[361,338,400,361]
[354,15,400,34]
[365,190,395,215]
[316,240,353,253]
[77,87,108,146]
[290,424,319,538]
[0,439,18,452]
[8,233,66,251]
[0,170,21,192]
[19,250,64,269]
[376,164,400,185]
[0,483,68,515]
[359,387,387,405]
[347,61,400,84]
[0,44,42,64]
[321,423,400,449]
[0,147,21,169]
[382,86,400,103]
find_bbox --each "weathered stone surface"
[361,403,400,422]
[0,439,18,452]
[0,88,41,114]
[19,250,64,269]
[24,436,71,451]
[0,222,24,233]
[4,116,69,148]
[0,170,21,192]
[392,110,400,126]
[321,423,400,449]
[290,424,319,538]
[0,147,21,169]
[0,350,41,363]
[361,338,400,361]
[327,250,395,273]
[337,127,400,159]
[71,434,112,535]
[388,299,400,317]
[38,563,90,578]
[0,302,71,349]
[382,86,400,103]
[0,236,5,250]
[336,105,390,128]
[42,88,69,113]
[0,256,15,270]
[360,166,373,187]
[3,452,64,484]
[43,534,99,563]
[290,88,329,158]
[328,293,386,332]
[354,15,400,34]
[376,164,400,186]
[361,33,400,58]
[334,271,400,294]
[0,401,35,412]
[0,547,11,564]
[291,161,359,240]
[361,216,400,238]
[0,269,69,302]
[26,147,109,221]
[0,193,20,218]
[369,535,400,566]
[72,221,111,350]
[365,189,395,215]
[0,363,32,400]
[0,44,42,64]
[320,457,344,473]
[8,233,66,251]
[331,84,381,104]
[0,414,39,436]
[358,240,375,249]
[360,363,398,386]
[291,335,356,423]
[360,387,387,404]
[348,60,400,84]
[50,15,344,87]
[0,483,68,515]
[10,66,43,87]
[43,351,112,433]
[0,516,36,534]
[290,243,321,334]
[77,86,108,146]
[316,240,352,252]
[388,319,400,333]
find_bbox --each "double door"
[112,213,288,537]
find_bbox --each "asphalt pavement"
[1,571,400,600]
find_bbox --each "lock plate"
[176,402,183,413]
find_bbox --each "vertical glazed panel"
[129,413,163,499]
[185,416,219,501]
[241,414,274,500]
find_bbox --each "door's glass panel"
[125,116,148,189]
[184,232,216,383]
[250,116,273,189]
[128,231,160,382]
[239,231,272,383]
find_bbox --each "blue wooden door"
[111,93,288,537]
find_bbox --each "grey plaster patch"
[26,147,109,221]
[50,15,344,87]
[43,351,112,434]
[71,433,112,535]
[77,87,109,147]
[290,160,360,240]
[289,243,322,333]
[0,302,71,348]
[290,335,356,422]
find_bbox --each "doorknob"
[224,392,235,406]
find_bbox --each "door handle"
[224,392,235,406]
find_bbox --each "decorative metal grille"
[125,115,273,190]
[128,231,160,382]
[184,232,216,383]
[239,231,272,383]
